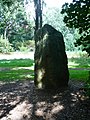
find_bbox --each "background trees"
[43,7,80,51]
[0,0,33,51]
[61,0,90,55]
[0,0,89,53]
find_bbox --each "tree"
[0,0,33,49]
[1,0,43,35]
[61,0,90,55]
[43,7,80,51]
[33,0,43,32]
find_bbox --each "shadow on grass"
[0,68,34,82]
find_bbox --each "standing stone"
[34,24,69,89]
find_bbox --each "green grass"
[68,57,90,68]
[0,69,34,82]
[69,70,89,82]
[67,52,90,95]
[0,59,34,82]
[0,54,90,83]
[68,55,90,82]
[0,59,34,67]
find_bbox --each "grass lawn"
[69,70,89,82]
[68,56,90,82]
[0,69,34,82]
[0,59,34,82]
[68,57,90,68]
[0,53,90,83]
[0,59,34,67]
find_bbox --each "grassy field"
[0,52,90,83]
[69,70,89,82]
[68,55,90,82]
[0,59,34,67]
[0,59,34,82]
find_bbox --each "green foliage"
[18,43,30,52]
[1,0,22,8]
[0,1,34,49]
[0,35,13,53]
[44,8,80,51]
[0,0,13,8]
[14,40,35,51]
[61,0,90,55]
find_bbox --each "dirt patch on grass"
[0,80,90,120]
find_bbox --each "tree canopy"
[1,0,89,52]
[61,0,90,55]
[0,0,33,45]
[44,7,80,51]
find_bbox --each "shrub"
[0,35,14,53]
[18,43,29,52]
[14,40,35,51]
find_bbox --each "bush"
[18,43,29,52]
[0,35,14,53]
[14,40,35,52]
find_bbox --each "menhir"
[34,24,69,89]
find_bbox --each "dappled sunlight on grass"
[68,55,90,68]
[68,61,79,68]
[0,52,90,119]
[0,60,11,64]
[0,68,34,82]
[0,58,34,82]
[66,51,88,59]
[20,72,34,79]
[12,66,34,71]
[68,54,90,82]
[0,51,90,83]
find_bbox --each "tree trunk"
[39,0,42,28]
[34,0,42,33]
[4,26,8,39]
